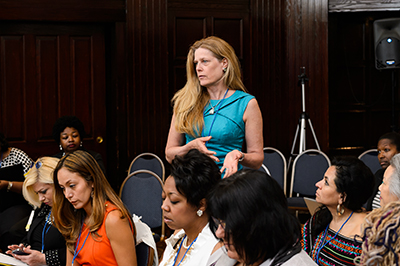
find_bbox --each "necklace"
[315,211,354,263]
[173,235,198,266]
[208,89,229,115]
[182,236,193,249]
[209,99,222,114]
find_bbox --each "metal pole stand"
[288,67,321,169]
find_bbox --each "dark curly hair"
[52,116,86,144]
[0,132,9,152]
[170,149,221,209]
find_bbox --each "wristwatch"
[238,151,245,162]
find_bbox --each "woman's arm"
[221,99,264,177]
[106,210,137,266]
[241,98,264,169]
[165,113,218,163]
[0,180,23,193]
[67,249,76,266]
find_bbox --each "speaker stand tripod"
[288,67,321,169]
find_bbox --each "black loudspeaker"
[374,18,400,70]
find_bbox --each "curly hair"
[52,116,86,144]
[355,201,400,266]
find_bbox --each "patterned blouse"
[0,147,33,174]
[301,216,362,266]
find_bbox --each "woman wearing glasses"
[7,157,66,266]
[160,149,235,266]
[208,169,316,266]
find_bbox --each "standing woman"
[52,115,106,175]
[52,150,137,266]
[7,157,66,266]
[165,36,263,178]
[302,157,374,266]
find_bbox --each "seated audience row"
[4,143,400,266]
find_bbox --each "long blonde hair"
[173,36,247,137]
[52,150,134,253]
[355,201,400,265]
[23,157,60,208]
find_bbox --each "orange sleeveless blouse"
[74,202,133,266]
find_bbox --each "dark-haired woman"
[51,115,106,174]
[208,169,316,266]
[302,157,375,266]
[365,132,400,210]
[160,149,234,266]
[52,150,136,266]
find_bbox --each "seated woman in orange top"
[52,150,137,266]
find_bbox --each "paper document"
[0,253,28,266]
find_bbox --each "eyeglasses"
[212,216,226,230]
[30,161,42,169]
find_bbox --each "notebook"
[304,197,323,215]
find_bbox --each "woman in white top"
[160,149,235,266]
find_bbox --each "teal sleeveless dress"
[185,90,255,171]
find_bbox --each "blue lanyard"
[316,211,353,263]
[72,219,90,266]
[173,235,198,266]
[202,88,229,145]
[41,210,52,253]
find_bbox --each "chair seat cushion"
[287,197,307,208]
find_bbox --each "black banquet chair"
[287,149,331,215]
[128,152,165,181]
[119,169,165,243]
[262,147,287,195]
[358,149,380,175]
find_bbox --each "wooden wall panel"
[0,23,108,162]
[126,0,169,166]
[0,36,27,142]
[0,0,125,22]
[283,0,329,157]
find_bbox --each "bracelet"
[238,151,245,162]
[7,181,12,192]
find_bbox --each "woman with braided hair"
[355,201,400,266]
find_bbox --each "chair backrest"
[358,149,380,174]
[289,149,331,197]
[263,147,287,195]
[119,170,164,232]
[128,153,165,181]
[136,242,155,266]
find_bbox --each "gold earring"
[337,203,344,216]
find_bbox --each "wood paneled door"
[0,22,107,163]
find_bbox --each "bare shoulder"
[106,209,129,227]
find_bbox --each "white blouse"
[159,223,234,266]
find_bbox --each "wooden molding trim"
[329,0,400,12]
